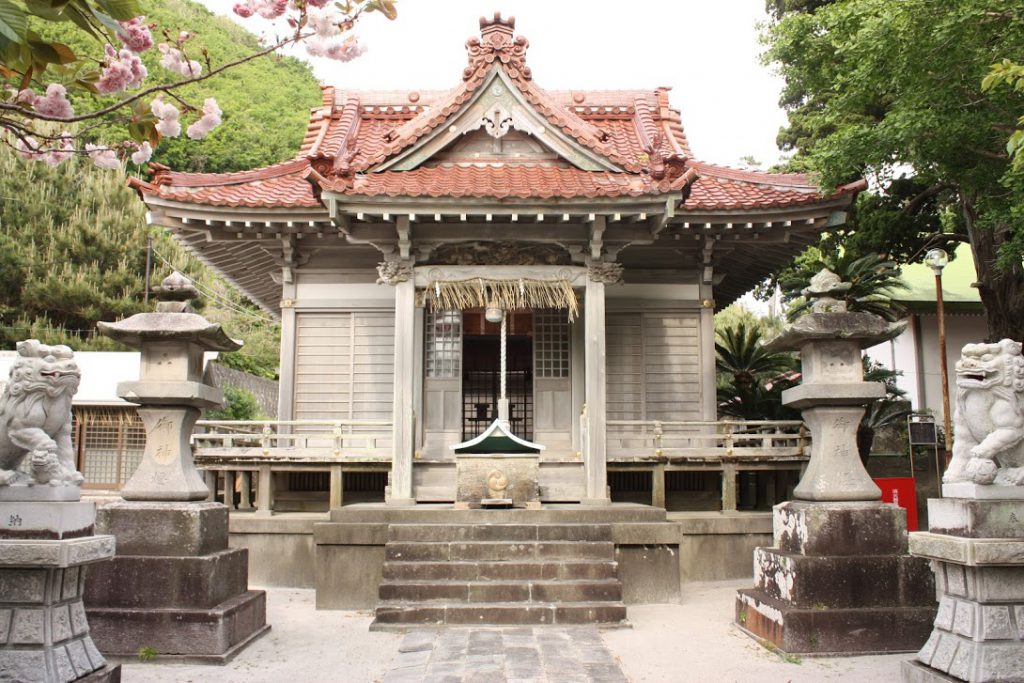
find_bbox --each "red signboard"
[874,477,919,532]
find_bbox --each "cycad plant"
[715,322,800,420]
[783,253,909,322]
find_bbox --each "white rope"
[499,313,507,402]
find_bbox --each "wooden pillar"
[721,462,738,512]
[652,464,666,509]
[699,281,717,421]
[389,276,416,505]
[583,275,610,504]
[277,280,298,422]
[222,470,235,509]
[203,470,217,502]
[255,464,274,517]
[238,471,253,510]
[329,465,344,510]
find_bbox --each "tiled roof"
[325,165,653,199]
[132,14,858,213]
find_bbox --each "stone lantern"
[735,268,936,654]
[85,273,268,661]
[97,271,240,500]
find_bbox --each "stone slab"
[736,589,935,655]
[86,589,267,658]
[942,482,1024,500]
[910,532,1024,566]
[456,455,540,508]
[0,536,115,568]
[781,381,885,408]
[84,548,248,610]
[774,500,908,556]
[928,498,1024,539]
[753,548,934,609]
[0,501,95,540]
[932,560,1024,602]
[0,485,81,503]
[95,501,228,557]
[116,380,223,408]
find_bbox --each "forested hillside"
[1,0,323,376]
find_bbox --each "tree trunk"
[961,192,1024,342]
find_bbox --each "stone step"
[384,540,616,562]
[386,523,613,543]
[378,579,623,603]
[372,601,628,627]
[334,505,667,525]
[382,559,619,581]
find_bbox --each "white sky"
[199,0,789,168]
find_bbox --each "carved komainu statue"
[0,340,83,487]
[944,339,1024,486]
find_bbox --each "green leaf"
[94,0,140,21]
[27,37,76,64]
[23,0,69,21]
[0,0,28,43]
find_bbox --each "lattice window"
[75,408,146,489]
[425,309,462,378]
[533,309,570,378]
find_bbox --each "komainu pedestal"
[902,496,1024,682]
[0,504,119,683]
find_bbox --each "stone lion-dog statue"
[944,338,1024,486]
[0,339,83,487]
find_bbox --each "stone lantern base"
[0,501,120,683]
[83,502,268,663]
[901,495,1024,682]
[735,500,937,654]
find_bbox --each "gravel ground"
[119,580,911,682]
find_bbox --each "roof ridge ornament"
[465,12,531,82]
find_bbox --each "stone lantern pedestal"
[735,272,936,654]
[83,273,268,662]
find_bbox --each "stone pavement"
[383,627,628,683]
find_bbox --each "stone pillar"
[903,495,1024,682]
[583,270,610,505]
[87,273,269,661]
[0,514,117,683]
[735,269,936,655]
[389,275,416,505]
[0,340,118,682]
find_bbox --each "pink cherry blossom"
[158,44,202,78]
[15,136,43,161]
[86,144,121,170]
[131,141,153,165]
[97,45,147,94]
[16,89,38,107]
[117,17,153,53]
[308,8,341,39]
[33,84,74,118]
[306,0,332,7]
[325,36,364,62]
[45,134,75,167]
[187,98,223,140]
[232,3,254,18]
[151,98,182,138]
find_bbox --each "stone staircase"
[371,522,627,628]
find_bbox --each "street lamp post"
[925,248,951,476]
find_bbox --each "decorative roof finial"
[803,268,852,314]
[465,12,530,82]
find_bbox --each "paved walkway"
[382,628,628,683]
[118,580,913,682]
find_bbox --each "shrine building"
[129,14,861,514]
